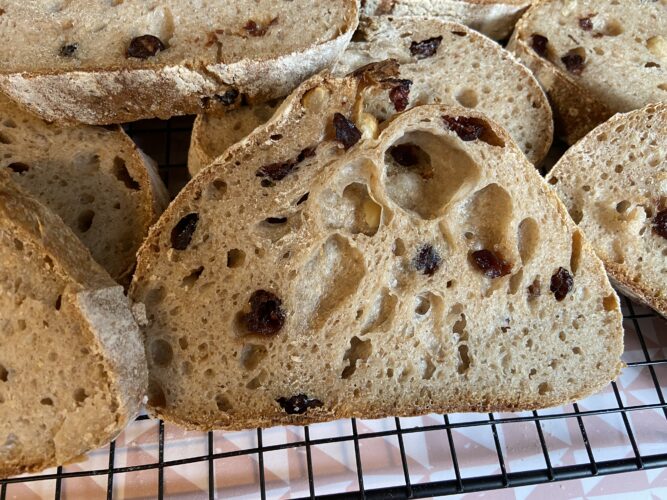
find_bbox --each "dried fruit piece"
[126,35,165,59]
[171,213,199,250]
[471,250,512,279]
[528,279,541,300]
[59,43,78,57]
[243,17,278,37]
[410,36,443,59]
[413,245,441,276]
[242,290,286,336]
[561,49,586,75]
[276,394,323,414]
[442,115,505,147]
[530,34,549,57]
[578,17,593,31]
[389,144,420,167]
[256,146,316,182]
[384,78,413,112]
[333,113,362,150]
[653,209,667,239]
[215,89,240,105]
[351,59,400,85]
[550,267,574,301]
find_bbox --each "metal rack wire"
[2,117,666,499]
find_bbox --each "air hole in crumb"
[602,19,623,36]
[548,177,558,185]
[455,88,478,108]
[342,336,372,379]
[240,344,268,371]
[457,345,470,375]
[616,200,631,213]
[7,162,28,174]
[181,266,204,288]
[55,295,62,311]
[215,394,232,411]
[603,294,618,312]
[559,332,567,342]
[538,382,552,395]
[112,156,140,190]
[0,132,11,144]
[0,365,7,382]
[518,218,540,264]
[393,238,406,256]
[573,347,582,355]
[40,397,53,406]
[659,84,667,92]
[147,380,166,407]
[73,388,88,404]
[414,295,431,315]
[227,249,246,268]
[570,230,583,275]
[77,210,95,233]
[150,339,173,367]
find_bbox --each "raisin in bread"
[0,174,147,477]
[0,93,168,284]
[548,103,667,316]
[0,0,358,125]
[131,69,623,430]
[362,0,531,40]
[508,0,667,144]
[188,17,553,175]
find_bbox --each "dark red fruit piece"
[550,267,574,301]
[653,209,667,239]
[413,245,441,276]
[256,146,316,182]
[530,34,549,57]
[333,113,362,150]
[126,35,165,59]
[410,36,443,59]
[471,250,512,279]
[277,394,323,415]
[243,290,286,336]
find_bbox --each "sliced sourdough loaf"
[0,0,358,124]
[0,173,147,478]
[0,93,168,284]
[362,0,531,40]
[548,102,667,316]
[132,69,623,430]
[188,17,553,175]
[508,0,667,144]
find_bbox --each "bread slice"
[0,1,358,125]
[508,0,667,144]
[547,102,667,316]
[0,93,168,284]
[188,17,553,175]
[0,173,147,478]
[361,0,530,40]
[132,68,623,431]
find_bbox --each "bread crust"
[0,3,358,125]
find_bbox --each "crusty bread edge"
[138,99,624,431]
[0,4,358,125]
[507,1,614,144]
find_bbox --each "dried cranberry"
[471,250,512,279]
[413,245,441,276]
[385,78,412,112]
[410,36,443,59]
[550,267,574,301]
[215,89,240,105]
[442,115,484,141]
[561,50,586,75]
[126,35,165,59]
[579,17,593,31]
[389,144,420,166]
[277,394,323,415]
[243,290,286,335]
[530,34,549,57]
[256,146,316,182]
[171,213,199,250]
[59,43,78,57]
[333,113,362,150]
[6,163,29,174]
[653,209,667,239]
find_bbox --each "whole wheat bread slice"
[188,17,553,175]
[362,0,531,40]
[508,0,667,144]
[0,93,168,284]
[548,102,667,316]
[0,173,147,478]
[0,0,358,125]
[132,68,623,431]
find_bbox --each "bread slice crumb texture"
[132,71,623,431]
[548,102,667,316]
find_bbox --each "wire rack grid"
[2,117,666,499]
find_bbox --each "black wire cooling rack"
[2,117,666,499]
